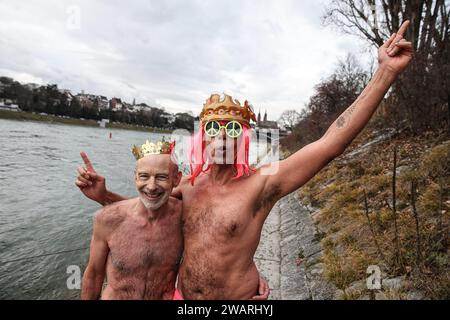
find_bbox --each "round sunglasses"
[204,120,243,138]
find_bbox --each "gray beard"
[138,191,170,211]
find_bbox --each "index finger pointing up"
[397,20,410,37]
[80,151,95,172]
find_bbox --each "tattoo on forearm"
[336,103,357,128]
[335,78,374,129]
[331,68,394,131]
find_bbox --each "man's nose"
[218,128,226,139]
[146,177,157,190]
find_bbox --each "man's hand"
[379,20,413,75]
[75,152,107,204]
[250,275,270,300]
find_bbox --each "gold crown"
[200,94,256,126]
[132,139,175,160]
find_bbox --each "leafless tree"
[281,54,369,150]
[278,110,301,131]
[323,0,450,133]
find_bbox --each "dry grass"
[297,127,450,299]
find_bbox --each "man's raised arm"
[261,21,413,200]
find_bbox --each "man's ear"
[173,171,182,188]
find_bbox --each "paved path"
[254,192,336,300]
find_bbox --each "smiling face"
[135,154,181,210]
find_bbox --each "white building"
[109,97,123,111]
[0,99,21,112]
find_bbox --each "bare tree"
[323,0,450,133]
[281,54,369,150]
[323,0,449,51]
[278,110,301,131]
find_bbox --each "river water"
[0,119,169,299]
[0,118,279,299]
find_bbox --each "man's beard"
[138,189,170,210]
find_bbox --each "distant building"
[131,103,152,113]
[96,95,109,110]
[74,92,111,111]
[58,89,74,106]
[76,92,97,108]
[123,102,132,112]
[109,97,123,111]
[161,112,175,124]
[0,98,21,112]
[256,110,278,129]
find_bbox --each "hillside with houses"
[0,76,195,131]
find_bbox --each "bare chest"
[108,218,183,273]
[181,183,259,240]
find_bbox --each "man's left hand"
[378,20,414,75]
[250,275,270,300]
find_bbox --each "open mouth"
[142,190,163,200]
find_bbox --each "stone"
[382,276,406,290]
[406,291,425,300]
[346,280,367,293]
[375,291,388,300]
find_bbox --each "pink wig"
[189,124,255,185]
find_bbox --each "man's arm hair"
[101,191,128,206]
[261,66,397,201]
[81,210,110,299]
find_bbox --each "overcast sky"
[0,0,373,119]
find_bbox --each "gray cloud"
[0,0,369,120]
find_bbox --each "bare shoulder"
[241,166,271,190]
[168,196,183,217]
[94,198,136,229]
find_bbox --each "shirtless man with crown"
[80,141,184,299]
[76,21,413,299]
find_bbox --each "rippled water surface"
[0,119,168,299]
[0,118,275,299]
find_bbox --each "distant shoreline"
[0,109,172,134]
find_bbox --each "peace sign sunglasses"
[204,120,243,138]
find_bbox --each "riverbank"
[296,126,449,300]
[254,192,336,300]
[0,109,172,134]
